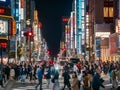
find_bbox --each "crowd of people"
[0,60,120,90]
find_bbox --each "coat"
[71,77,79,90]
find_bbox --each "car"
[69,58,80,64]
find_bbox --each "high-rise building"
[88,0,114,61]
[72,0,86,57]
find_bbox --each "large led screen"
[0,19,8,39]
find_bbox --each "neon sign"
[0,8,5,14]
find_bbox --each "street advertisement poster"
[0,19,8,39]
[96,38,101,58]
[109,33,118,55]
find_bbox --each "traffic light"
[28,32,32,36]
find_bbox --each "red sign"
[0,42,7,48]
[0,6,11,16]
[21,0,24,8]
[0,8,5,14]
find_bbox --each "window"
[109,7,113,17]
[103,7,113,17]
[104,7,108,17]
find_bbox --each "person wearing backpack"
[62,70,71,90]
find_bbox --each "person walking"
[10,66,15,80]
[20,65,27,83]
[112,69,118,88]
[44,62,51,88]
[0,70,4,88]
[92,68,105,90]
[62,70,71,90]
[35,65,43,90]
[52,67,60,90]
[71,71,79,90]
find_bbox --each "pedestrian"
[62,70,71,90]
[0,70,4,88]
[33,65,37,83]
[20,65,27,83]
[112,69,118,88]
[52,67,60,90]
[92,68,105,90]
[44,62,51,88]
[71,71,79,90]
[10,66,15,80]
[82,71,92,90]
[5,64,10,80]
[28,64,33,82]
[35,65,43,90]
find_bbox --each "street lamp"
[27,31,33,63]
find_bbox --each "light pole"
[28,31,32,63]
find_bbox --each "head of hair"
[73,71,77,78]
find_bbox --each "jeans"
[35,78,42,90]
[46,79,50,88]
[52,79,60,90]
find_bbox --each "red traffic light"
[28,32,32,36]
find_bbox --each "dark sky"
[35,0,73,56]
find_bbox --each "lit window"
[103,7,113,17]
[109,7,113,17]
[104,7,109,17]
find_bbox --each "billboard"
[109,33,120,55]
[0,0,11,6]
[0,19,8,39]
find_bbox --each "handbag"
[51,77,55,83]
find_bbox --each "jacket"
[92,73,105,90]
[71,77,79,90]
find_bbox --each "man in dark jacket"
[62,70,71,90]
[92,68,105,90]
[44,63,51,88]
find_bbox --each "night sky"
[35,0,73,57]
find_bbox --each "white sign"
[0,20,8,34]
[0,0,6,2]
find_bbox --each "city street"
[0,74,119,90]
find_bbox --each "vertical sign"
[96,38,101,58]
[118,18,120,34]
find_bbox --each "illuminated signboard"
[0,19,8,39]
[0,0,6,1]
[0,6,11,16]
[0,0,10,6]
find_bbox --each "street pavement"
[0,74,120,90]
